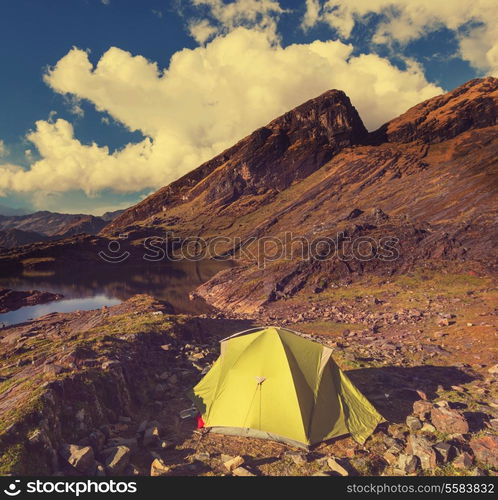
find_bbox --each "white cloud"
[302,1,498,76]
[188,0,285,43]
[65,95,84,117]
[0,28,442,199]
[0,139,7,158]
[301,0,322,31]
[189,19,218,44]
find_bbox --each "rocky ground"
[0,288,63,314]
[0,266,496,477]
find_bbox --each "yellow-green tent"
[190,326,383,449]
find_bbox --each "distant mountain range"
[0,209,124,249]
[0,204,30,217]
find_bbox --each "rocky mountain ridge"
[101,77,497,314]
[104,77,497,237]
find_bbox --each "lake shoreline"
[0,288,63,314]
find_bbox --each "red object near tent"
[197,415,205,428]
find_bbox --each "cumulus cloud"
[0,139,7,158]
[0,28,442,197]
[187,0,285,43]
[302,0,498,76]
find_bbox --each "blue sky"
[0,0,494,215]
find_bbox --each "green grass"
[0,443,25,475]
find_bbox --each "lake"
[0,260,233,326]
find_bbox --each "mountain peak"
[105,88,367,234]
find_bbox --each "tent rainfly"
[190,326,384,449]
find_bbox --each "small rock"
[431,407,469,434]
[421,423,436,433]
[118,416,132,424]
[397,454,419,474]
[327,457,349,476]
[104,446,131,475]
[416,390,427,400]
[150,458,170,476]
[412,400,433,420]
[469,435,498,468]
[386,442,404,455]
[233,466,256,477]
[223,456,244,472]
[408,435,437,470]
[406,416,422,432]
[59,444,96,474]
[453,452,473,470]
[433,442,456,463]
[195,452,210,461]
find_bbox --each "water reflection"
[0,260,233,325]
